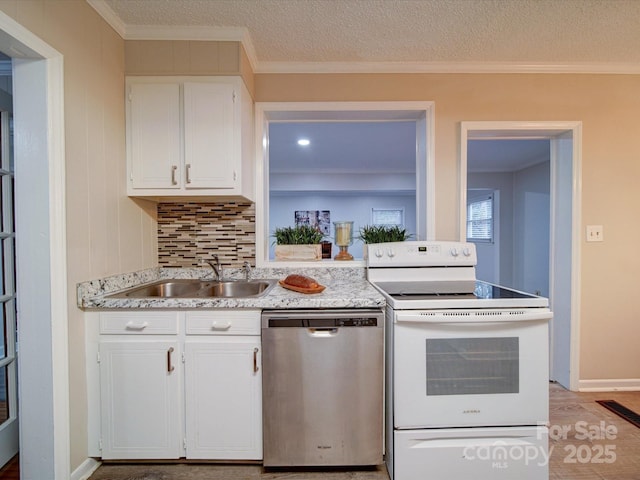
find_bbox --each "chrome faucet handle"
[243,261,251,280]
[205,255,222,281]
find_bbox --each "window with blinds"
[467,193,493,243]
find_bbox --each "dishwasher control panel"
[336,317,378,327]
[262,309,383,329]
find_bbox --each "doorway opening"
[254,102,436,266]
[467,139,551,297]
[460,121,582,391]
[268,120,418,260]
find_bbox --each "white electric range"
[367,241,552,480]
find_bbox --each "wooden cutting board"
[278,280,326,294]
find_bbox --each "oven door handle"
[395,310,552,324]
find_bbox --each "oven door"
[393,308,551,429]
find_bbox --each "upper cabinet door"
[183,82,237,189]
[128,83,181,189]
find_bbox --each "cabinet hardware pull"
[253,347,259,373]
[185,163,191,184]
[125,321,148,330]
[171,165,178,185]
[211,321,232,330]
[167,347,175,373]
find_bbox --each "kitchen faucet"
[243,261,251,280]
[205,255,223,281]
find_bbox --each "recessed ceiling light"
[297,139,310,146]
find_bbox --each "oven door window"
[425,337,519,396]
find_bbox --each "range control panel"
[366,241,477,267]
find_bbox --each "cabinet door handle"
[211,321,231,330]
[167,347,175,373]
[125,321,148,330]
[171,165,178,185]
[185,163,191,184]
[253,347,259,373]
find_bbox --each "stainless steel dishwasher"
[261,309,384,467]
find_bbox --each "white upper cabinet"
[183,82,236,189]
[129,82,182,189]
[126,76,254,201]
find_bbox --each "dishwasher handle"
[307,327,338,337]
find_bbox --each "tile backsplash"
[157,202,255,267]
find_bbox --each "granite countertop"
[77,266,386,310]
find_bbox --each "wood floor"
[548,383,640,480]
[2,384,639,479]
[0,455,18,480]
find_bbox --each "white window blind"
[372,208,404,226]
[467,193,493,242]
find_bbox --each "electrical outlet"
[586,225,604,242]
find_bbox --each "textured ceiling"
[89,1,616,175]
[96,0,640,72]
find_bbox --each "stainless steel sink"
[197,281,273,298]
[115,280,206,298]
[107,278,277,299]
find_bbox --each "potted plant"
[273,225,325,261]
[358,225,412,259]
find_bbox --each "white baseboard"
[70,457,101,480]
[578,378,640,392]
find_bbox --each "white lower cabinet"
[99,340,182,459]
[185,337,262,459]
[95,310,262,460]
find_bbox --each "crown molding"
[86,1,259,70]
[124,25,259,70]
[253,60,640,75]
[86,0,126,38]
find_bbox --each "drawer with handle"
[185,310,261,336]
[99,311,179,335]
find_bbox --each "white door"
[99,340,182,459]
[184,337,262,459]
[128,82,181,189]
[183,82,237,189]
[0,109,18,468]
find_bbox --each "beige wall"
[254,73,640,382]
[125,39,255,96]
[0,0,157,472]
[1,0,639,472]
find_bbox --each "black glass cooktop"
[474,281,538,299]
[390,281,538,300]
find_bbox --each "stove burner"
[474,282,538,300]
[385,283,538,301]
[392,292,477,300]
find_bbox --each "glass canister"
[333,221,354,261]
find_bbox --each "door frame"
[0,11,70,479]
[460,121,582,391]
